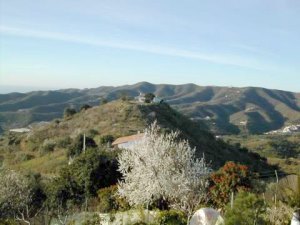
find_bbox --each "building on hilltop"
[135,92,146,103]
[135,92,164,104]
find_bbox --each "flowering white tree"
[117,121,211,219]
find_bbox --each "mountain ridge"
[0,82,299,134]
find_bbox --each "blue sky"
[0,0,299,92]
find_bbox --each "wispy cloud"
[0,25,275,71]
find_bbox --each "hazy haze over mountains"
[0,82,299,134]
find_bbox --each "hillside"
[223,134,300,174]
[0,100,272,174]
[0,82,299,134]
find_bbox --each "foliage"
[67,134,97,158]
[156,210,187,225]
[209,161,252,208]
[266,201,293,225]
[117,122,211,217]
[57,136,72,148]
[64,108,77,118]
[224,191,267,225]
[86,129,99,138]
[97,185,130,213]
[144,93,155,103]
[40,139,56,155]
[100,135,115,145]
[0,170,45,224]
[82,213,101,225]
[15,153,35,162]
[80,104,92,111]
[46,149,121,209]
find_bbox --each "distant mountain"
[0,82,299,134]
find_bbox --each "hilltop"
[0,100,272,174]
[0,82,299,135]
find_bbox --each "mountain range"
[0,82,299,134]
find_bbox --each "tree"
[144,93,155,103]
[67,134,97,158]
[209,161,252,208]
[64,108,77,118]
[117,122,211,219]
[46,149,121,210]
[80,104,91,111]
[0,170,44,225]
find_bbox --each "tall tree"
[117,121,211,219]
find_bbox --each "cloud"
[0,25,274,70]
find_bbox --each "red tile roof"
[112,133,144,146]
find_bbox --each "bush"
[156,210,187,225]
[266,201,293,225]
[67,134,97,157]
[100,135,114,145]
[80,104,92,111]
[64,108,77,118]
[40,139,56,155]
[87,129,99,138]
[82,214,101,225]
[97,185,129,213]
[46,149,122,209]
[224,191,267,225]
[57,137,72,148]
[209,161,252,208]
[15,153,35,162]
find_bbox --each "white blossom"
[117,121,211,217]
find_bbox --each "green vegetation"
[0,99,297,224]
[1,82,299,134]
[209,162,253,208]
[223,134,300,174]
[224,191,267,225]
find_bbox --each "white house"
[135,92,146,103]
[112,133,144,149]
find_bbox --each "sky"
[0,0,300,93]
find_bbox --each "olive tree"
[117,121,211,219]
[0,170,42,225]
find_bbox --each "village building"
[112,133,144,149]
[135,92,146,103]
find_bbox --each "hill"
[223,134,300,174]
[0,82,299,134]
[0,100,272,174]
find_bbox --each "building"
[135,92,146,103]
[9,128,31,133]
[112,133,144,149]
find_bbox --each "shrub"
[97,185,129,213]
[80,104,92,111]
[209,161,252,208]
[224,191,267,225]
[57,137,72,148]
[15,153,35,162]
[46,149,121,209]
[40,139,56,155]
[100,135,114,145]
[82,214,101,225]
[64,108,77,118]
[87,129,99,138]
[67,134,97,158]
[266,201,293,225]
[156,210,187,225]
